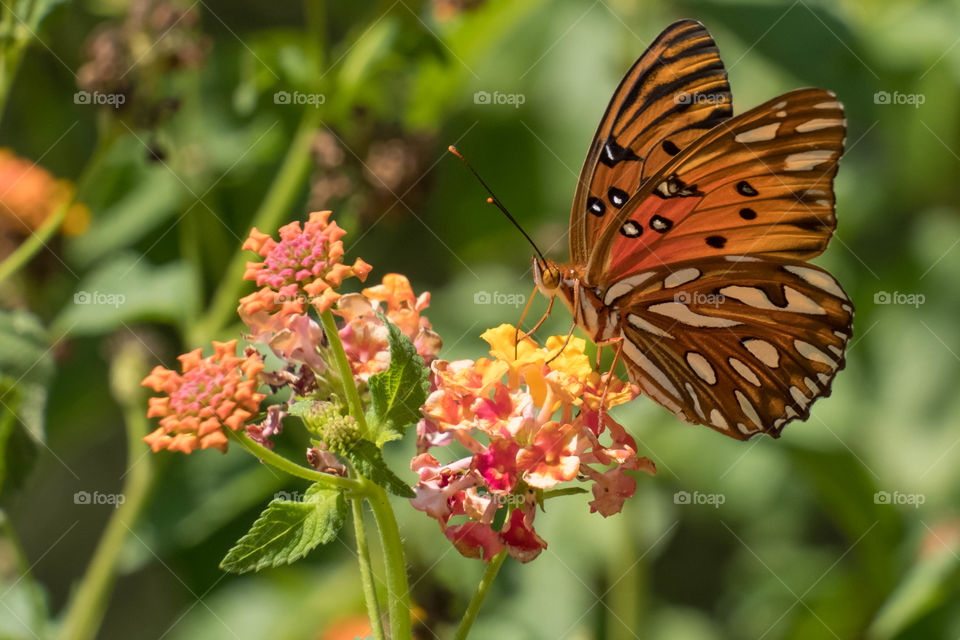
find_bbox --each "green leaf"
[366,315,429,446]
[0,310,53,443]
[219,483,346,574]
[344,439,414,499]
[0,380,37,497]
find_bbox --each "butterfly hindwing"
[604,256,853,439]
[586,88,846,284]
[570,19,732,265]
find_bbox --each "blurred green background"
[1,0,959,638]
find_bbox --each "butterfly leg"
[515,289,554,358]
[545,283,580,365]
[594,335,625,409]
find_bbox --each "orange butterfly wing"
[586,88,845,284]
[569,19,732,266]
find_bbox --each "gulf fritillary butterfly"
[527,19,854,440]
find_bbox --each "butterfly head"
[532,257,564,298]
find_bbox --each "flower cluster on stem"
[412,325,656,562]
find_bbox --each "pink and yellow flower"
[336,273,442,381]
[142,340,265,453]
[411,325,655,563]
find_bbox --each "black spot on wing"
[608,187,629,209]
[587,196,606,217]
[705,235,726,248]
[736,181,758,197]
[598,135,642,168]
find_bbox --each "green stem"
[0,127,118,286]
[351,497,385,640]
[226,429,363,493]
[453,551,507,640]
[0,198,68,285]
[189,108,322,346]
[366,484,412,640]
[319,310,369,435]
[56,405,154,640]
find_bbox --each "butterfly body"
[529,19,854,440]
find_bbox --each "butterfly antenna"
[448,145,547,263]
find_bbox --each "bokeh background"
[1,0,959,638]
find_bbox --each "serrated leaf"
[219,483,346,574]
[367,315,429,445]
[344,439,414,499]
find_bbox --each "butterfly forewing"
[586,88,846,284]
[570,19,732,265]
[608,256,853,439]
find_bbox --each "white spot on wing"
[604,272,656,305]
[728,357,761,386]
[785,150,835,171]
[664,268,700,288]
[814,101,842,109]
[685,352,717,385]
[794,339,837,368]
[804,377,819,394]
[735,390,763,428]
[795,118,844,132]
[784,265,847,299]
[647,302,741,328]
[719,285,826,315]
[743,338,780,368]
[790,386,811,410]
[710,409,728,430]
[622,340,680,398]
[734,123,780,143]
[626,314,673,339]
[684,382,705,420]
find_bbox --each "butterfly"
[529,19,853,440]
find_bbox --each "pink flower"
[239,210,371,319]
[142,340,265,453]
[409,326,656,562]
[335,274,442,381]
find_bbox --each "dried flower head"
[142,340,265,453]
[411,324,655,562]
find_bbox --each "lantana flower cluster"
[142,210,440,454]
[412,325,656,562]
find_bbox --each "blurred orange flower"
[0,148,89,237]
